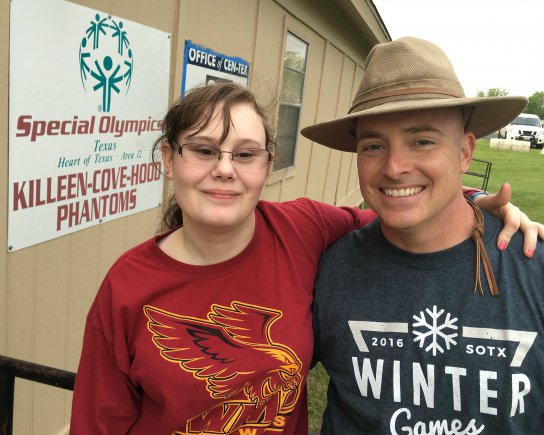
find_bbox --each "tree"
[476,88,509,97]
[525,91,544,119]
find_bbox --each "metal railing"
[0,355,322,434]
[465,157,492,192]
[0,355,75,435]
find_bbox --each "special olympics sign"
[8,0,170,251]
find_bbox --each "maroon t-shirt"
[70,198,375,435]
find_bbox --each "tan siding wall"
[305,43,344,202]
[1,0,10,361]
[1,1,387,432]
[334,57,359,205]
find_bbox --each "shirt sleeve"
[309,200,377,247]
[463,187,480,197]
[70,290,141,433]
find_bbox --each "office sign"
[182,40,249,94]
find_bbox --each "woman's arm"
[70,318,140,434]
[472,183,544,257]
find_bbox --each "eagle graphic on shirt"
[144,302,303,434]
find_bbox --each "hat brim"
[300,96,528,153]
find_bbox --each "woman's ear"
[161,140,175,179]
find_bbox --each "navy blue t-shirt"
[314,211,544,434]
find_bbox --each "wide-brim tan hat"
[301,37,528,153]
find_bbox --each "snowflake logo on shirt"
[412,306,459,356]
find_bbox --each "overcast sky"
[372,0,544,98]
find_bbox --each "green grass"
[463,139,544,223]
[307,363,329,432]
[307,138,544,431]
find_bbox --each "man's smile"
[381,186,424,197]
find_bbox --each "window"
[275,32,308,171]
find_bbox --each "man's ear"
[460,132,476,173]
[161,141,175,179]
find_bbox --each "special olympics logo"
[78,13,134,112]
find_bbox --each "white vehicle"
[498,113,544,148]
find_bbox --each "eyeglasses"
[173,142,271,170]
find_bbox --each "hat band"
[351,86,464,112]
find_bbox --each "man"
[301,37,544,434]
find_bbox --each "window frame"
[272,30,309,174]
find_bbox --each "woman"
[70,83,540,435]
